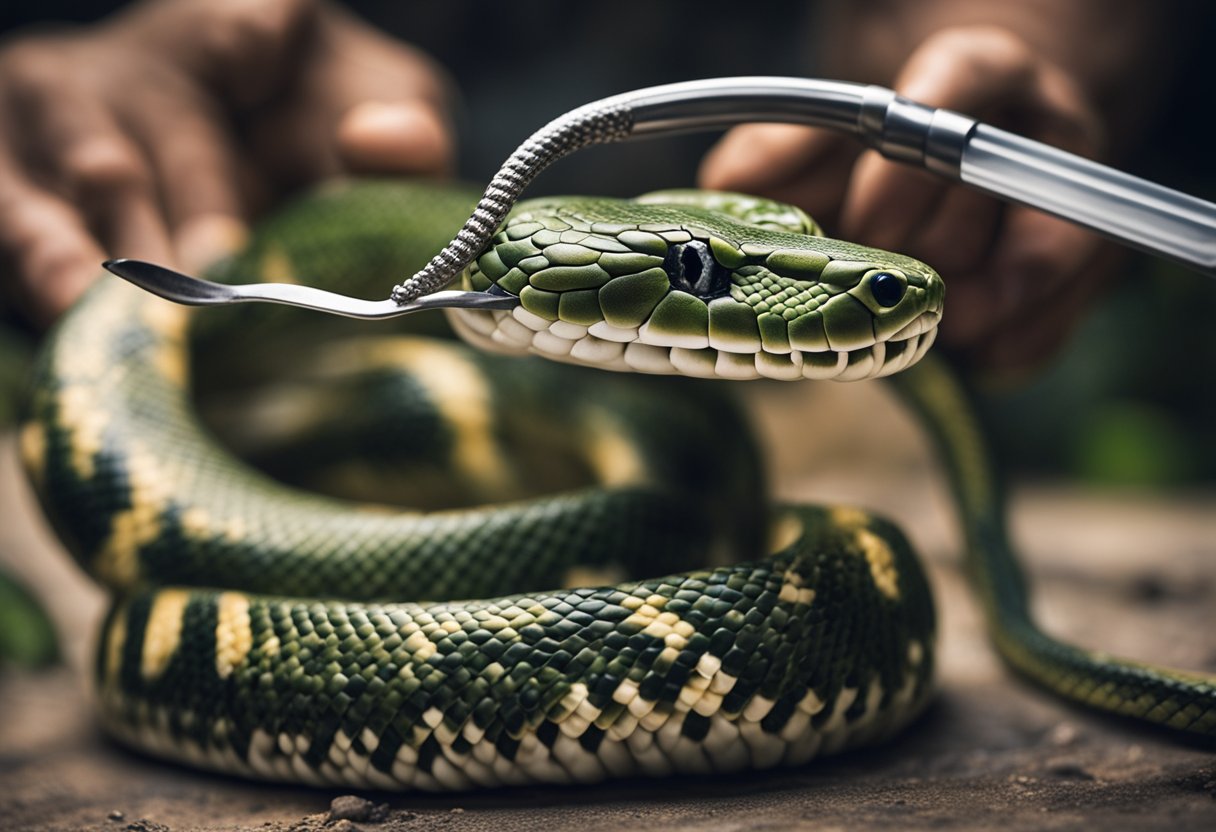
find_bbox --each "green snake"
[21,181,1215,791]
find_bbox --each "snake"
[20,180,1215,792]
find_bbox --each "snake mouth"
[450,305,940,382]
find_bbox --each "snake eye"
[663,240,731,300]
[868,271,906,307]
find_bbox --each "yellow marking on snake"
[58,386,108,480]
[141,589,191,679]
[561,565,628,588]
[829,506,869,529]
[778,568,816,606]
[140,299,190,386]
[50,286,153,479]
[259,244,299,284]
[368,340,516,496]
[770,514,818,604]
[404,629,437,662]
[583,413,649,487]
[222,517,248,543]
[856,528,900,600]
[181,507,211,538]
[174,507,247,546]
[622,595,677,637]
[255,603,283,656]
[19,421,46,486]
[829,506,900,600]
[94,442,166,587]
[215,592,253,678]
[104,604,128,688]
[650,612,684,641]
[96,510,155,587]
[768,512,804,555]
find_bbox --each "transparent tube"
[961,124,1216,276]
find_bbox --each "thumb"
[316,5,455,177]
[118,0,318,108]
[336,100,453,177]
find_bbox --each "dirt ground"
[2,381,1214,831]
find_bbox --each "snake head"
[450,192,944,381]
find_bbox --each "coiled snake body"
[21,181,1215,791]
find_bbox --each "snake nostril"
[681,246,705,285]
[663,240,731,300]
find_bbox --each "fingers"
[117,90,249,270]
[24,81,243,287]
[838,152,946,252]
[841,26,1053,252]
[0,53,175,324]
[69,141,174,266]
[13,77,174,266]
[699,124,858,229]
[336,100,452,177]
[241,2,455,185]
[319,5,455,178]
[0,162,106,326]
[894,25,1102,154]
[836,26,1111,372]
[940,206,1113,373]
[0,0,458,330]
[982,240,1118,374]
[912,186,1002,277]
[893,26,1041,116]
[116,0,455,184]
[119,0,318,108]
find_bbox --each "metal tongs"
[106,76,1216,318]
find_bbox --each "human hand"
[0,0,454,327]
[700,26,1118,374]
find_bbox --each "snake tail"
[890,357,1216,737]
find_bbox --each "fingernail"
[337,101,452,174]
[174,214,248,273]
[342,101,416,133]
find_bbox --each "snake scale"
[21,180,1216,791]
